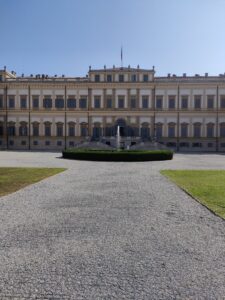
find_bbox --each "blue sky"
[1,0,225,77]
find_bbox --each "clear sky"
[1,0,225,77]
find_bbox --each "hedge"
[62,149,173,162]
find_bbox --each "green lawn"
[0,167,66,197]
[161,170,225,219]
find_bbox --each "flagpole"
[121,46,123,67]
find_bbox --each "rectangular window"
[69,126,75,136]
[107,75,112,82]
[131,74,136,82]
[168,126,175,138]
[194,96,201,109]
[0,95,3,108]
[118,97,124,108]
[156,96,163,109]
[79,98,87,109]
[207,126,214,137]
[0,126,3,135]
[95,74,100,82]
[20,96,27,109]
[57,126,63,137]
[143,74,148,82]
[181,124,188,137]
[45,126,51,136]
[142,96,148,109]
[69,141,74,147]
[180,142,189,148]
[57,141,62,146]
[33,97,39,109]
[156,125,162,138]
[33,141,38,146]
[67,98,76,108]
[220,96,225,108]
[106,98,112,108]
[45,141,50,146]
[119,74,124,82]
[8,125,15,136]
[33,126,39,136]
[94,97,101,108]
[131,97,136,109]
[181,96,188,109]
[43,98,52,108]
[9,96,15,108]
[55,98,64,109]
[168,97,175,109]
[207,96,214,109]
[194,125,201,137]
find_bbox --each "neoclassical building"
[0,65,225,151]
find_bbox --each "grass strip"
[0,167,66,197]
[161,170,225,219]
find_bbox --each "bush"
[62,149,173,162]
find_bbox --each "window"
[0,123,3,136]
[168,96,175,109]
[142,96,148,109]
[79,98,87,109]
[208,143,213,148]
[0,95,3,108]
[221,143,225,147]
[105,127,112,136]
[168,123,175,138]
[33,123,39,136]
[94,97,101,108]
[119,74,124,82]
[106,98,112,108]
[57,141,62,146]
[8,123,15,136]
[141,124,150,139]
[33,141,38,146]
[107,74,112,82]
[118,97,124,108]
[69,141,74,147]
[33,96,39,109]
[92,124,102,139]
[68,123,75,136]
[220,123,225,137]
[19,123,28,136]
[156,96,163,109]
[21,140,26,146]
[207,123,214,137]
[194,96,201,109]
[9,140,14,146]
[220,96,225,108]
[9,96,15,108]
[67,98,76,108]
[193,123,201,137]
[156,123,163,138]
[192,142,202,148]
[181,96,188,109]
[95,74,100,82]
[55,98,64,109]
[44,122,51,136]
[181,123,188,137]
[20,96,27,109]
[45,141,50,146]
[180,142,189,148]
[207,96,214,109]
[131,74,136,82]
[43,98,52,108]
[131,96,136,109]
[80,123,88,137]
[143,74,148,82]
[56,123,63,137]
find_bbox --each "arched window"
[141,122,150,139]
[32,122,39,136]
[44,122,51,136]
[181,123,188,138]
[19,122,28,136]
[193,122,201,138]
[80,122,88,137]
[220,123,225,137]
[56,122,63,137]
[206,123,214,138]
[168,122,176,138]
[7,122,15,136]
[156,123,163,138]
[68,122,75,137]
[105,126,112,137]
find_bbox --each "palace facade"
[0,65,225,152]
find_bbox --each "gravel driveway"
[0,152,225,299]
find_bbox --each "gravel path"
[0,152,225,299]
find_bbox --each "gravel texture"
[0,151,225,299]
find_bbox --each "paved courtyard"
[0,152,225,299]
